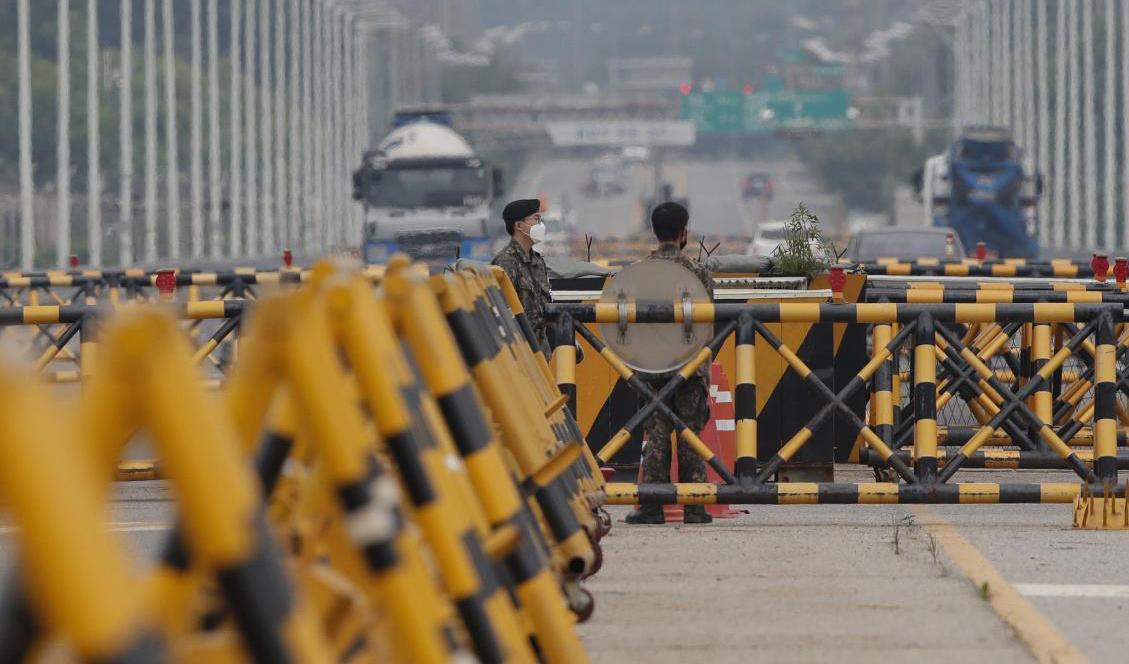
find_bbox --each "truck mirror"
[352,169,364,201]
[910,167,924,198]
[492,167,505,197]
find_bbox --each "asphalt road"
[581,467,1129,663]
[2,467,1126,661]
[509,152,842,244]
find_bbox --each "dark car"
[741,172,774,200]
[845,227,966,263]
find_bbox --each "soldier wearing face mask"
[492,198,552,354]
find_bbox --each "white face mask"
[527,222,546,245]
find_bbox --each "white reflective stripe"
[714,391,732,403]
[715,419,735,431]
[1016,583,1129,598]
[709,384,718,398]
[345,504,397,546]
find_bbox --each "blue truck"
[352,106,505,266]
[914,127,1042,258]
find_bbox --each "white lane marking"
[0,522,171,535]
[1016,583,1129,598]
[714,390,732,403]
[715,419,735,431]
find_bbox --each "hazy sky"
[399,0,920,90]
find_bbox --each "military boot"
[624,505,665,524]
[683,506,713,524]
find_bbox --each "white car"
[745,221,789,256]
[621,145,652,163]
[745,220,828,257]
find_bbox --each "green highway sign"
[681,89,851,134]
[679,91,746,133]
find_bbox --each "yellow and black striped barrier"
[0,258,604,663]
[857,256,1120,279]
[546,298,1125,504]
[607,481,1119,505]
[866,288,1129,304]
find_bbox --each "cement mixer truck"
[352,107,505,265]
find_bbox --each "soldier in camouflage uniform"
[626,202,714,525]
[492,198,552,354]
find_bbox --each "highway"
[509,152,842,246]
[3,469,1123,661]
[583,468,1123,663]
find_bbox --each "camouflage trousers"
[639,375,710,484]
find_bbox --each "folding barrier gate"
[855,254,1128,279]
[0,259,605,663]
[547,300,1128,505]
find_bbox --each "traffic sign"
[545,121,697,147]
[682,89,852,134]
[680,91,745,133]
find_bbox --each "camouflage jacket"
[642,242,714,382]
[492,239,552,351]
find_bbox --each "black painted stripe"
[215,515,295,664]
[462,530,500,598]
[383,431,437,506]
[437,384,493,456]
[534,480,582,539]
[1095,383,1117,420]
[503,512,549,585]
[914,383,936,420]
[255,432,294,497]
[446,308,495,366]
[734,383,757,419]
[817,483,860,503]
[635,483,678,505]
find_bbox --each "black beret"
[503,198,541,222]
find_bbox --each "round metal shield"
[598,259,712,374]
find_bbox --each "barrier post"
[78,312,97,381]
[0,361,160,662]
[1031,322,1053,441]
[1094,310,1118,482]
[913,312,938,482]
[871,319,896,469]
[734,313,757,481]
[553,311,577,418]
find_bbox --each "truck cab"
[917,127,1041,258]
[353,113,504,266]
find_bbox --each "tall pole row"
[87,0,102,266]
[57,0,72,268]
[191,0,205,258]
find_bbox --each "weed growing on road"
[925,532,948,576]
[891,513,915,555]
[979,581,991,600]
